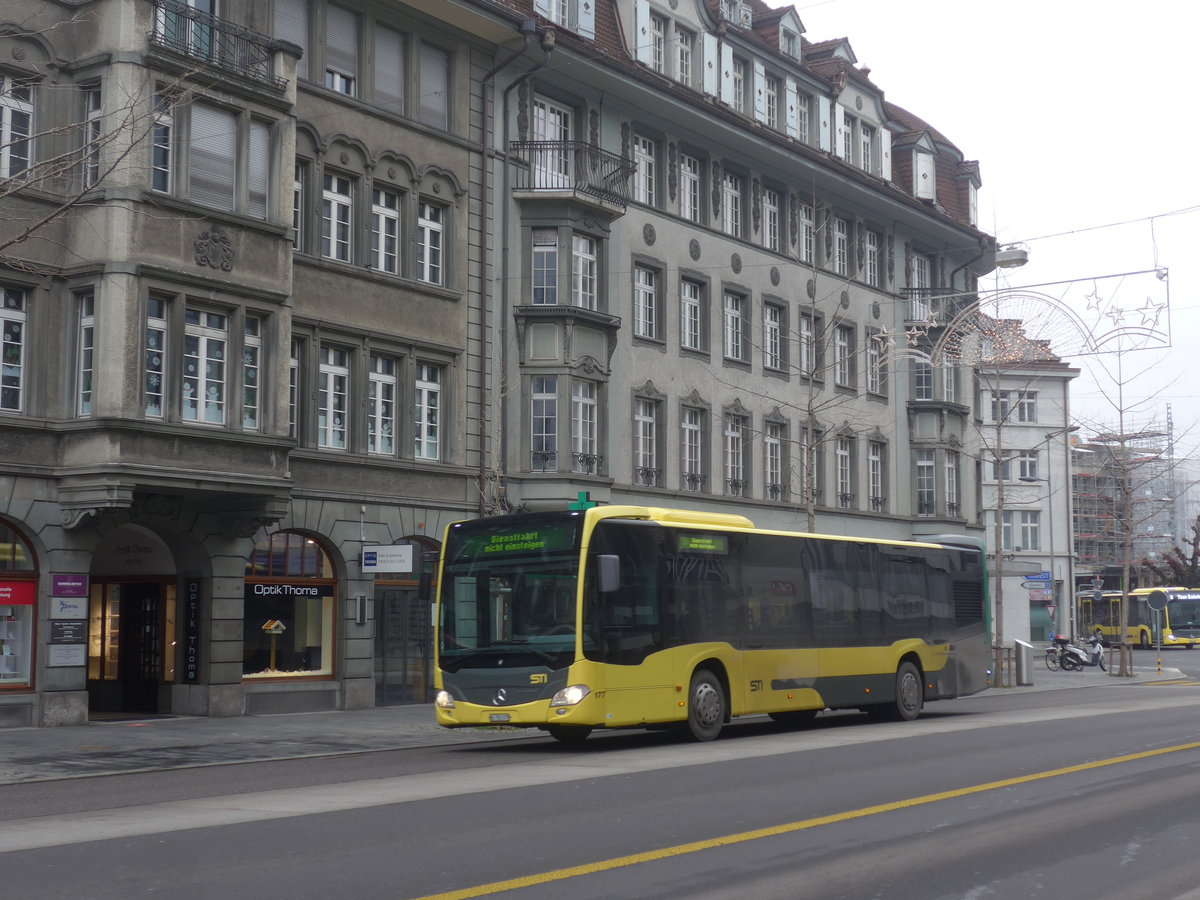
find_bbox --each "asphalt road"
[5,664,1200,899]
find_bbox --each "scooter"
[1080,633,1107,671]
[1046,634,1097,671]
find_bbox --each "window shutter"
[701,33,718,96]
[189,103,236,211]
[532,0,553,17]
[719,41,733,105]
[633,0,653,65]
[784,79,799,138]
[418,42,448,129]
[577,0,595,39]
[248,119,269,219]
[818,96,831,151]
[879,127,892,182]
[273,0,308,79]
[915,150,935,199]
[752,60,767,123]
[325,5,358,79]
[374,25,405,115]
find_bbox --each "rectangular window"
[724,414,746,497]
[1018,391,1038,423]
[799,202,814,265]
[374,25,406,115]
[868,441,885,511]
[682,407,704,492]
[866,330,882,393]
[532,229,558,304]
[571,380,599,474]
[273,0,309,79]
[0,76,32,179]
[861,123,875,173]
[764,75,780,129]
[763,188,780,252]
[318,345,349,449]
[531,375,557,472]
[943,368,957,403]
[833,217,849,276]
[1021,510,1041,551]
[990,390,1012,422]
[799,313,814,376]
[836,437,853,508]
[633,134,656,206]
[914,361,933,400]
[834,324,853,387]
[633,398,658,486]
[676,29,694,86]
[189,102,236,212]
[77,292,95,416]
[324,5,358,95]
[1018,450,1039,481]
[796,91,811,143]
[0,288,26,412]
[649,13,666,73]
[248,120,269,219]
[145,297,167,418]
[368,355,397,455]
[571,234,597,309]
[292,161,306,251]
[633,265,658,339]
[1001,510,1013,551]
[764,421,784,500]
[841,114,855,162]
[763,303,783,371]
[288,339,301,439]
[82,83,102,188]
[721,172,742,238]
[992,449,1012,483]
[321,173,353,262]
[910,254,932,319]
[183,308,227,425]
[414,363,441,459]
[945,450,960,516]
[152,90,174,193]
[417,201,444,285]
[242,314,261,430]
[731,58,746,114]
[723,292,747,362]
[371,187,401,274]
[865,231,879,286]
[680,279,703,351]
[916,449,935,516]
[417,42,450,129]
[680,153,701,223]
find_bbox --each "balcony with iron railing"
[900,287,971,325]
[150,0,287,90]
[509,141,634,212]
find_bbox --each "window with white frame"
[833,216,849,275]
[144,297,167,418]
[764,421,785,499]
[676,28,694,87]
[836,436,854,508]
[633,264,659,339]
[76,292,95,417]
[799,201,814,264]
[531,95,572,187]
[944,449,961,515]
[910,253,932,319]
[324,5,358,95]
[723,292,748,362]
[649,13,666,73]
[860,123,875,174]
[681,406,704,491]
[321,173,353,262]
[82,83,103,188]
[531,375,557,471]
[190,103,268,215]
[242,314,262,430]
[0,288,26,413]
[916,449,936,516]
[291,161,306,251]
[680,278,703,351]
[1018,449,1038,480]
[1017,390,1038,423]
[571,380,599,474]
[796,90,811,144]
[724,414,746,496]
[679,152,701,223]
[764,74,780,130]
[633,397,658,486]
[152,90,174,193]
[368,355,397,455]
[317,345,349,449]
[414,363,442,459]
[721,171,743,238]
[532,228,558,304]
[780,28,800,59]
[763,188,781,252]
[840,114,855,162]
[371,187,401,274]
[868,441,885,511]
[182,309,227,425]
[731,58,747,114]
[417,200,444,285]
[834,324,853,387]
[990,390,1012,422]
[866,329,882,393]
[288,339,301,438]
[799,312,814,376]
[1002,510,1041,552]
[571,234,597,309]
[864,230,880,286]
[632,134,656,206]
[914,360,933,400]
[992,449,1012,482]
[0,76,32,179]
[942,367,957,403]
[763,302,783,371]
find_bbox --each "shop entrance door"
[374,588,432,705]
[87,581,176,714]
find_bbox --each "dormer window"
[914,149,936,200]
[781,29,800,60]
[532,0,596,40]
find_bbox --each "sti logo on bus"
[530,673,548,684]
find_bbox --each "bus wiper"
[493,640,559,666]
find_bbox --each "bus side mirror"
[596,554,620,594]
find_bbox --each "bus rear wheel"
[546,725,592,745]
[1139,632,1151,649]
[687,669,726,741]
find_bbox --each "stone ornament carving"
[689,239,701,261]
[643,223,656,246]
[589,108,599,145]
[731,253,742,274]
[517,82,530,141]
[806,278,815,299]
[770,266,780,286]
[711,161,722,217]
[668,142,678,202]
[194,224,234,271]
[751,177,761,234]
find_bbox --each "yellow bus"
[1081,588,1200,649]
[432,506,990,743]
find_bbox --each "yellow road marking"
[414,740,1200,900]
[1139,680,1200,686]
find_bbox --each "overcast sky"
[774,0,1198,451]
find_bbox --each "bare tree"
[1142,513,1200,589]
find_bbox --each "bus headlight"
[435,690,456,709]
[550,684,591,707]
[1166,634,1177,642]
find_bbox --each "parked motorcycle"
[1044,634,1107,672]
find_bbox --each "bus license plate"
[489,713,511,723]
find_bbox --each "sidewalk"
[0,664,1182,785]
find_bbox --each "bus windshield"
[1166,597,1200,635]
[438,513,583,672]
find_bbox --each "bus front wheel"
[546,725,592,745]
[1140,631,1151,649]
[687,669,726,741]
[870,661,924,721]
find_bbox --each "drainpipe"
[476,20,539,515]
